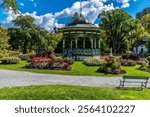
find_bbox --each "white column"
[75,38,78,48]
[63,38,65,49]
[91,39,93,49]
[83,38,85,49]
[71,40,72,49]
[98,39,100,49]
[94,38,96,49]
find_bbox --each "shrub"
[138,62,150,72]
[121,53,140,60]
[136,58,146,65]
[84,57,105,66]
[146,56,150,67]
[25,62,49,69]
[113,69,126,74]
[0,49,21,57]
[105,56,117,62]
[63,58,74,65]
[1,57,21,64]
[106,67,112,74]
[97,59,126,74]
[36,51,51,57]
[100,56,109,59]
[0,53,4,59]
[130,54,140,60]
[120,59,137,66]
[25,56,73,71]
[31,57,51,63]
[19,53,36,60]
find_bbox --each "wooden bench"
[119,76,149,88]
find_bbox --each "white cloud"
[117,0,130,3]
[20,2,24,6]
[121,2,130,8]
[2,10,63,31]
[117,0,137,8]
[55,0,115,23]
[2,0,138,31]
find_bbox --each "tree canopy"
[8,15,62,54]
[99,9,145,54]
[0,26,10,50]
[0,0,18,13]
[142,14,150,34]
[12,15,35,29]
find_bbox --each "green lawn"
[0,61,150,76]
[0,85,150,100]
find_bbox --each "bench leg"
[119,81,124,88]
[141,83,147,88]
[145,82,147,88]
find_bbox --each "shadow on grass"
[115,87,149,91]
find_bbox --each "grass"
[0,85,150,100]
[0,61,150,76]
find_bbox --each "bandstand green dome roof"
[58,14,100,32]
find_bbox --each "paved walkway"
[0,70,150,88]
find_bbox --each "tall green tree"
[146,36,150,55]
[0,0,18,13]
[12,15,35,29]
[0,26,10,50]
[126,19,147,51]
[9,15,62,54]
[9,15,35,53]
[99,9,138,54]
[142,14,150,34]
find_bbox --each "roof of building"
[58,14,99,32]
[133,37,147,47]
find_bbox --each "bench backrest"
[123,76,149,82]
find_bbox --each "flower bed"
[84,57,105,66]
[121,53,140,60]
[136,58,146,65]
[120,59,137,66]
[25,53,74,71]
[1,57,21,64]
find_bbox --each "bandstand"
[58,14,100,60]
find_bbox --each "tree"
[142,14,150,34]
[9,15,62,54]
[126,19,147,51]
[0,0,18,13]
[146,36,150,55]
[99,9,137,54]
[9,15,35,53]
[0,26,9,50]
[12,15,35,29]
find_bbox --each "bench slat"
[119,76,149,88]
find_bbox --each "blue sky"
[0,0,150,30]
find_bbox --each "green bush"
[84,57,105,66]
[138,62,150,72]
[106,67,112,74]
[63,58,74,65]
[120,59,137,66]
[19,53,36,60]
[1,57,21,64]
[97,59,126,74]
[121,53,140,60]
[0,53,4,59]
[146,56,150,67]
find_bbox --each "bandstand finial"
[80,0,83,16]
